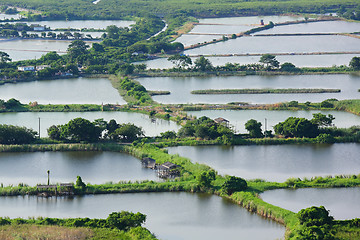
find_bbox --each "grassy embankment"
[0,143,359,238]
[191,88,341,94]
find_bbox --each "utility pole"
[264,118,267,138]
[47,170,50,185]
[38,117,41,139]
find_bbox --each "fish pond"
[260,187,360,220]
[167,143,360,182]
[0,151,158,186]
[137,74,360,104]
[0,77,125,104]
[0,192,285,240]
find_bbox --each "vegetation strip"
[191,88,341,94]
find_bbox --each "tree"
[311,113,335,128]
[349,56,360,70]
[75,175,86,190]
[113,123,144,142]
[0,125,37,144]
[167,54,192,69]
[47,125,61,140]
[118,63,135,75]
[197,170,216,188]
[274,117,319,138]
[0,51,11,64]
[259,54,279,70]
[245,119,263,138]
[67,40,89,62]
[160,131,177,139]
[107,211,146,231]
[221,176,247,195]
[193,56,213,71]
[280,62,299,72]
[61,118,100,142]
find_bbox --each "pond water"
[0,13,22,20]
[0,151,157,186]
[198,15,304,25]
[0,39,75,61]
[139,54,358,69]
[0,39,95,61]
[257,20,360,34]
[0,111,180,137]
[184,35,360,55]
[176,34,226,46]
[137,74,360,104]
[187,110,360,133]
[0,192,285,240]
[167,143,360,182]
[190,24,253,35]
[14,20,134,30]
[0,77,125,105]
[260,188,360,220]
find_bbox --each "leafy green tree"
[47,125,62,140]
[67,40,89,62]
[113,123,144,142]
[259,54,279,70]
[75,175,86,190]
[0,125,37,144]
[320,100,334,108]
[197,170,216,188]
[193,56,213,71]
[118,63,135,75]
[160,131,177,139]
[245,119,263,138]
[311,113,335,128]
[0,51,11,64]
[221,176,247,195]
[349,57,360,70]
[61,117,100,142]
[280,62,299,72]
[274,117,319,138]
[167,54,192,69]
[107,211,146,231]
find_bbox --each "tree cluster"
[178,116,234,140]
[0,124,37,144]
[47,117,144,142]
[221,176,247,195]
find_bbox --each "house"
[214,117,229,126]
[141,157,156,169]
[36,65,50,71]
[18,66,35,71]
[157,162,180,178]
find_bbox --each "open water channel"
[167,143,360,182]
[0,151,157,186]
[260,187,360,220]
[0,192,285,240]
[0,77,125,104]
[138,74,360,104]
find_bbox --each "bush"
[221,176,247,195]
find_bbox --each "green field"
[1,0,359,19]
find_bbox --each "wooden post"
[47,170,50,185]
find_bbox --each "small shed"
[59,183,74,195]
[214,117,230,126]
[157,162,180,178]
[36,184,57,196]
[142,157,156,169]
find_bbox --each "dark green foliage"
[245,119,263,138]
[259,54,279,70]
[76,176,86,190]
[221,176,247,195]
[167,54,192,69]
[0,124,37,144]
[280,62,300,72]
[193,56,213,72]
[160,131,177,139]
[119,77,153,104]
[0,211,146,232]
[349,56,360,70]
[197,170,216,188]
[274,117,319,138]
[311,113,334,128]
[297,206,335,240]
[320,100,334,108]
[112,123,144,142]
[178,116,234,140]
[61,117,100,142]
[107,211,146,231]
